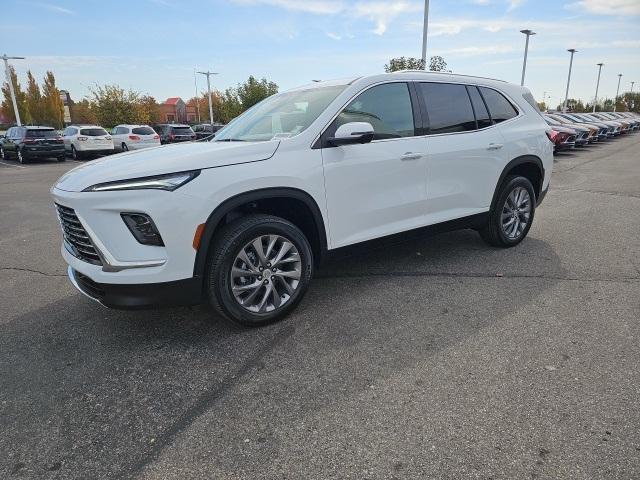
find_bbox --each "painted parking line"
[0,161,26,169]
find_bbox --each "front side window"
[419,82,476,134]
[335,82,415,139]
[479,87,518,123]
[215,84,346,142]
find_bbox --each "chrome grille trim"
[55,203,103,266]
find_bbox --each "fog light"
[121,213,164,246]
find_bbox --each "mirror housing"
[328,122,374,146]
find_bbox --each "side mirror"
[329,122,374,146]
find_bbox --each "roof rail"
[392,70,507,83]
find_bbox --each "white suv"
[51,72,553,326]
[62,125,114,160]
[111,124,161,152]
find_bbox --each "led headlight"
[83,170,200,192]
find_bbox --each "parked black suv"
[192,123,224,140]
[0,126,66,164]
[154,124,196,144]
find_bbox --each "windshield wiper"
[216,138,247,142]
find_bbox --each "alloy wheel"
[0,148,4,160]
[17,150,24,164]
[501,187,531,240]
[230,234,302,313]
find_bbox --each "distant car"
[554,113,610,141]
[63,125,114,160]
[111,125,161,152]
[192,123,225,140]
[0,126,66,164]
[543,114,590,146]
[546,124,576,152]
[154,124,196,144]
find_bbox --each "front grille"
[566,135,576,143]
[55,203,103,266]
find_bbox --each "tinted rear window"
[80,128,108,136]
[467,86,492,129]
[171,127,194,134]
[419,82,476,134]
[479,87,518,123]
[25,129,57,138]
[132,127,155,135]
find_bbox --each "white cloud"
[326,32,342,40]
[566,0,640,15]
[32,2,75,15]
[507,0,525,11]
[232,0,343,15]
[353,1,422,35]
[441,45,517,56]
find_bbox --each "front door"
[321,82,428,248]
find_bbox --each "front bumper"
[68,266,202,309]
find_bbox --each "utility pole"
[421,0,429,69]
[592,63,603,113]
[196,70,219,125]
[520,29,535,86]
[193,68,200,123]
[562,49,577,114]
[2,54,25,126]
[613,73,622,112]
[631,81,635,93]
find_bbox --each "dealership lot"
[1,135,639,478]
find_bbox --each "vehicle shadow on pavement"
[0,229,565,479]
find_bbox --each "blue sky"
[1,0,638,107]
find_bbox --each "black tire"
[122,143,128,152]
[205,214,314,327]
[0,147,4,160]
[71,146,82,160]
[17,149,27,164]
[57,155,66,162]
[479,175,536,248]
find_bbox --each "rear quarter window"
[479,87,519,123]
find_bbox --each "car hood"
[53,140,280,192]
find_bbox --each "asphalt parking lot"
[1,136,639,480]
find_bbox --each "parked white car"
[111,125,161,152]
[62,125,114,160]
[52,71,553,326]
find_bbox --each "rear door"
[418,82,509,224]
[321,81,428,247]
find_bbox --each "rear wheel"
[0,147,4,160]
[71,145,82,160]
[17,149,27,164]
[479,175,535,247]
[122,143,128,152]
[206,214,313,327]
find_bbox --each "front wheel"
[0,147,4,160]
[122,143,129,152]
[206,214,314,327]
[479,175,536,247]
[17,149,27,164]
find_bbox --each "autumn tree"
[70,99,96,124]
[89,84,141,128]
[41,71,64,128]
[1,66,30,125]
[135,95,161,125]
[25,71,44,124]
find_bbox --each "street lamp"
[592,63,604,113]
[196,70,219,125]
[614,73,622,112]
[520,29,535,86]
[1,53,26,126]
[562,49,577,113]
[631,81,635,93]
[421,0,429,69]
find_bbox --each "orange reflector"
[192,223,205,250]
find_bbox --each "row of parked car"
[0,123,225,164]
[542,111,639,153]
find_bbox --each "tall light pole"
[520,29,535,86]
[592,63,603,113]
[562,49,577,113]
[613,73,622,112]
[631,81,635,93]
[193,68,200,123]
[196,70,218,125]
[421,0,429,69]
[2,54,25,126]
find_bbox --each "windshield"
[214,85,346,142]
[26,129,57,138]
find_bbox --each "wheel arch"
[193,187,328,279]
[490,155,544,210]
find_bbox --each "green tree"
[536,101,547,112]
[429,55,449,72]
[236,76,278,110]
[1,66,30,125]
[384,56,425,72]
[89,84,140,128]
[25,70,43,124]
[134,95,161,125]
[41,71,64,128]
[70,99,96,124]
[218,87,243,123]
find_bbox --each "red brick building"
[159,97,197,123]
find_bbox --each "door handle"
[487,143,504,150]
[400,152,423,161]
